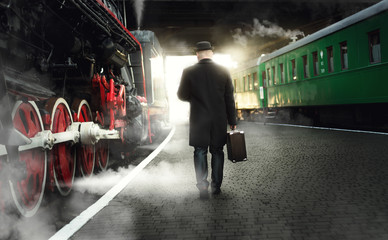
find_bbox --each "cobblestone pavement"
[72,121,388,240]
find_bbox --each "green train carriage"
[233,0,388,129]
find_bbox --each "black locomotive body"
[0,0,168,217]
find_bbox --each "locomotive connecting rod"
[0,122,120,158]
[0,130,54,158]
[78,121,121,145]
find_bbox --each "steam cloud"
[232,18,304,47]
[74,166,135,195]
[0,171,56,240]
[132,0,145,29]
[1,128,189,239]
[0,209,56,240]
[74,138,192,201]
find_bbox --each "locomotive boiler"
[0,0,168,217]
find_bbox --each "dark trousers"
[193,146,224,191]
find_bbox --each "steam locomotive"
[0,0,168,217]
[232,0,388,130]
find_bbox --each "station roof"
[260,0,388,63]
[123,0,380,59]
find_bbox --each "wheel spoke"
[25,110,38,137]
[57,144,72,186]
[95,140,109,171]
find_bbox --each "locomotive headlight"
[99,38,128,68]
[109,48,128,68]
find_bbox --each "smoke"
[0,137,56,240]
[0,182,56,240]
[0,96,6,122]
[123,160,195,202]
[1,127,189,239]
[74,138,193,202]
[72,141,188,197]
[76,161,192,199]
[0,209,56,240]
[74,166,135,195]
[132,0,145,29]
[232,18,304,47]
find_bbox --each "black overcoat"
[177,58,237,147]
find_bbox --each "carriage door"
[260,70,268,109]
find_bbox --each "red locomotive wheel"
[72,99,95,177]
[95,140,109,171]
[46,98,75,196]
[9,101,47,217]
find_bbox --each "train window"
[312,51,319,76]
[246,75,249,91]
[279,63,284,83]
[302,55,309,78]
[369,30,381,64]
[327,46,334,73]
[234,79,237,93]
[253,72,259,90]
[291,59,296,80]
[340,41,348,70]
[248,74,253,90]
[267,68,271,86]
[243,76,247,91]
[262,71,267,88]
[272,66,276,84]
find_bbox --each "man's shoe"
[199,189,209,200]
[212,188,221,195]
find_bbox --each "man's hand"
[230,125,237,130]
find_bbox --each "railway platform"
[70,121,388,240]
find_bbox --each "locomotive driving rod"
[0,122,120,157]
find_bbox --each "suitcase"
[226,130,247,163]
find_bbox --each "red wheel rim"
[95,140,109,171]
[72,99,95,177]
[10,101,47,217]
[49,98,75,196]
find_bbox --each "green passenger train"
[232,0,388,130]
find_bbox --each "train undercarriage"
[238,103,388,132]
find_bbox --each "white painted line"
[262,122,388,136]
[49,126,176,240]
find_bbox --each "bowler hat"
[195,41,214,52]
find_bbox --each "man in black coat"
[177,41,237,199]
